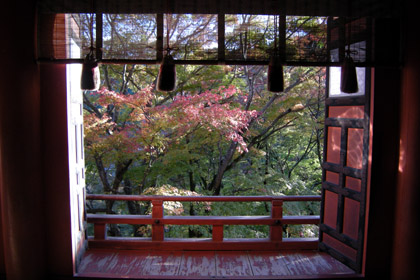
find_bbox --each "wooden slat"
[178,251,217,277]
[247,251,292,276]
[322,181,362,202]
[325,118,365,128]
[216,251,253,277]
[283,251,355,275]
[325,96,366,106]
[140,251,183,276]
[322,162,362,178]
[77,249,358,278]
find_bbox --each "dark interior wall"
[0,0,46,279]
[364,18,401,279]
[40,63,74,276]
[392,0,420,278]
[0,0,74,279]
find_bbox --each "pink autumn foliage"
[85,85,258,154]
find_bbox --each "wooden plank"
[77,250,150,275]
[216,251,253,277]
[140,251,183,276]
[298,251,355,274]
[247,251,292,276]
[325,118,365,128]
[177,251,216,277]
[77,249,359,279]
[322,181,362,202]
[283,251,355,276]
[325,96,366,106]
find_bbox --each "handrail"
[86,194,321,202]
[86,194,321,251]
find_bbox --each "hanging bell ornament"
[267,55,284,93]
[340,54,358,94]
[81,51,100,91]
[157,54,176,92]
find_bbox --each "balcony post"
[94,223,106,240]
[152,200,164,241]
[270,199,283,241]
[212,225,224,242]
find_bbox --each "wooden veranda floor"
[76,249,359,279]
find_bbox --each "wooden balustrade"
[86,194,321,251]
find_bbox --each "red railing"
[86,194,321,251]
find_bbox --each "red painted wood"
[212,225,223,242]
[323,191,338,229]
[77,249,357,278]
[326,127,341,164]
[282,216,320,225]
[216,251,253,277]
[94,223,106,240]
[328,105,365,119]
[178,251,217,277]
[86,194,321,202]
[297,251,355,274]
[323,234,357,262]
[346,128,364,169]
[152,200,164,241]
[163,216,273,225]
[343,198,360,240]
[87,214,319,225]
[247,251,292,276]
[88,214,153,224]
[86,195,321,252]
[140,251,183,276]
[345,176,361,192]
[270,200,283,241]
[326,171,340,184]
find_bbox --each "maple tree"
[82,14,327,238]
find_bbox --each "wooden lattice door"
[319,66,371,273]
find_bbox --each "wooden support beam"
[270,199,283,242]
[94,223,106,240]
[152,200,164,241]
[212,225,224,242]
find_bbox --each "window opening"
[54,12,372,276]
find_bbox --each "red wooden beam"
[86,214,320,226]
[152,200,164,241]
[270,199,283,242]
[86,194,321,202]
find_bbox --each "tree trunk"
[208,142,237,195]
